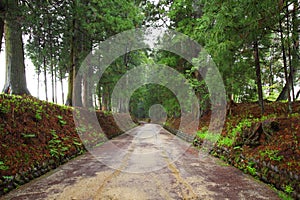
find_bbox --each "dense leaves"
[0,0,299,115]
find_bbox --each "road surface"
[2,124,280,200]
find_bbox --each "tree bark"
[0,18,4,52]
[291,0,299,100]
[81,36,92,108]
[54,64,58,104]
[65,64,74,106]
[253,40,264,114]
[51,53,55,103]
[82,67,93,108]
[101,85,108,111]
[276,69,296,101]
[96,82,102,110]
[278,17,292,113]
[0,1,5,52]
[276,4,298,102]
[43,56,48,101]
[286,4,295,101]
[66,16,82,106]
[65,0,84,106]
[59,67,65,104]
[296,90,300,99]
[2,0,30,95]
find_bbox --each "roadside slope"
[166,101,300,199]
[0,94,126,196]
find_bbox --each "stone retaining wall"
[213,146,300,199]
[0,130,125,196]
[0,147,85,196]
[163,126,194,143]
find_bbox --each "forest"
[0,0,299,115]
[0,0,299,199]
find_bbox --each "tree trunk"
[66,17,79,106]
[37,38,41,99]
[291,0,299,99]
[0,18,4,52]
[286,4,295,101]
[296,90,300,99]
[99,94,102,111]
[59,67,65,104]
[101,84,110,111]
[54,65,58,103]
[268,47,274,96]
[102,87,107,111]
[82,68,93,108]
[65,65,74,106]
[0,1,5,52]
[193,66,209,116]
[51,57,55,103]
[65,1,84,106]
[97,83,103,110]
[2,0,30,95]
[43,56,48,101]
[253,40,264,114]
[276,71,295,101]
[37,68,40,98]
[94,94,97,109]
[278,17,292,113]
[81,35,92,108]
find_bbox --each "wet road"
[2,124,280,200]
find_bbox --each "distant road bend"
[2,124,280,200]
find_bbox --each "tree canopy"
[0,0,299,116]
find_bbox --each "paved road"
[2,124,280,200]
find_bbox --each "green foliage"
[34,105,44,121]
[259,114,277,122]
[0,103,9,114]
[284,185,294,194]
[21,133,36,138]
[103,110,112,116]
[246,161,257,176]
[289,113,300,118]
[35,112,42,121]
[76,126,87,134]
[2,176,13,180]
[278,191,293,200]
[196,129,208,140]
[48,130,68,158]
[73,140,82,147]
[163,121,170,127]
[57,115,67,126]
[130,83,181,119]
[229,119,250,140]
[218,137,234,147]
[0,161,9,171]
[164,0,293,103]
[95,142,104,147]
[219,155,226,162]
[220,118,253,147]
[195,128,219,143]
[259,149,283,161]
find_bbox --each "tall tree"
[253,40,264,113]
[276,1,299,102]
[0,1,4,52]
[2,0,30,95]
